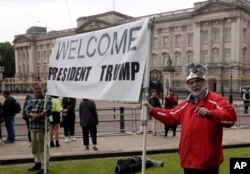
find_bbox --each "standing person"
[49,96,62,148]
[164,88,178,137]
[2,90,16,143]
[0,102,3,144]
[79,99,98,151]
[243,90,250,113]
[144,63,237,174]
[62,97,77,143]
[25,82,52,174]
[22,94,32,145]
[148,89,163,136]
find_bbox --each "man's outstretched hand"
[144,102,153,113]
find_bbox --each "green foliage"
[0,147,250,174]
[0,42,15,77]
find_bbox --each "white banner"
[47,18,149,102]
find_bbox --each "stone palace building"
[12,0,250,100]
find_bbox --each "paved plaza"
[0,95,250,164]
[0,127,250,164]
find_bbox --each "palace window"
[187,33,193,46]
[202,31,208,44]
[187,51,193,63]
[175,52,181,66]
[175,35,181,47]
[163,36,169,48]
[201,50,208,64]
[224,48,230,63]
[212,48,219,63]
[213,30,219,42]
[224,29,231,42]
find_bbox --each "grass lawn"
[0,147,249,174]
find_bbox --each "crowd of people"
[0,62,243,174]
[0,82,99,174]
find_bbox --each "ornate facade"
[13,0,250,99]
[150,0,250,98]
[13,11,133,92]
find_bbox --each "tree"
[0,42,15,78]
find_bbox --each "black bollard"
[0,124,2,140]
[114,107,116,119]
[120,107,125,133]
[229,93,233,104]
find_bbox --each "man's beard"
[187,86,206,96]
[35,93,44,98]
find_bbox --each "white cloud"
[0,0,200,43]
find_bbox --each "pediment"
[76,18,112,33]
[193,0,237,15]
[13,35,33,44]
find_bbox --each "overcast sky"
[0,0,201,43]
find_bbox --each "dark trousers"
[165,125,177,136]
[184,167,219,174]
[4,116,15,142]
[81,126,97,146]
[0,123,2,139]
[244,102,249,113]
[63,116,75,137]
[64,123,75,137]
[24,117,31,142]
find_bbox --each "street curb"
[1,143,250,165]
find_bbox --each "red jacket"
[165,96,178,109]
[150,91,237,169]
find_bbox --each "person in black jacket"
[243,90,250,113]
[22,94,32,145]
[62,97,77,142]
[2,91,16,143]
[148,89,162,135]
[0,101,3,143]
[79,99,98,150]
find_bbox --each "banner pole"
[43,93,49,174]
[141,18,153,174]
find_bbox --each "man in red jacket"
[145,63,237,174]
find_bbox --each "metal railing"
[1,104,250,140]
[0,106,142,140]
[233,104,250,128]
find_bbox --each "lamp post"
[163,56,177,101]
[0,66,3,141]
[221,66,224,97]
[229,64,233,104]
[37,63,40,80]
[0,66,5,92]
[163,56,176,89]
